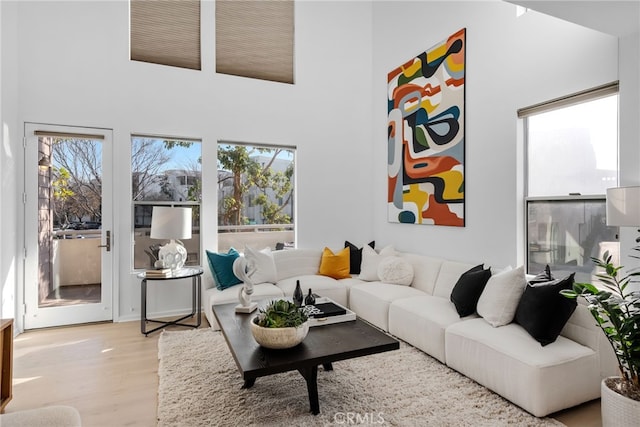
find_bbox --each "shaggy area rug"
[158,329,564,427]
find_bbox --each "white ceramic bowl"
[250,318,309,349]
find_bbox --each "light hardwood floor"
[8,321,601,426]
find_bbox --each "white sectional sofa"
[202,247,617,417]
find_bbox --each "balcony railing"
[52,229,102,285]
[217,224,294,253]
[51,225,295,285]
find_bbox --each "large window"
[131,135,201,270]
[217,142,295,252]
[521,83,620,283]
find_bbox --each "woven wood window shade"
[216,0,294,84]
[130,0,201,70]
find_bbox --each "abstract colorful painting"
[387,28,465,227]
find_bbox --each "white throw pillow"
[244,246,277,284]
[476,265,526,327]
[359,245,397,281]
[377,256,414,286]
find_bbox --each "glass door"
[23,123,113,329]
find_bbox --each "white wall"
[619,32,640,187]
[372,1,619,268]
[1,1,19,322]
[8,0,374,325]
[2,0,635,326]
[617,30,640,283]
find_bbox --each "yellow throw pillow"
[318,247,351,279]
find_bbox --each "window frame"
[520,83,620,276]
[216,140,296,253]
[130,135,202,271]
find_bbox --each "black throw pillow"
[529,264,555,284]
[514,273,577,346]
[344,241,375,275]
[450,264,492,317]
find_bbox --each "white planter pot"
[250,319,309,349]
[601,377,640,426]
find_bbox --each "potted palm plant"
[250,299,309,349]
[561,250,640,425]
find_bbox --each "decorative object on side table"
[144,268,171,278]
[293,280,304,307]
[144,243,161,267]
[250,299,309,349]
[232,256,258,314]
[150,206,192,271]
[561,251,640,426]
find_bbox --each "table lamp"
[606,186,640,259]
[150,206,192,271]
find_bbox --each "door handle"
[98,230,111,252]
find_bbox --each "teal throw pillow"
[206,248,242,290]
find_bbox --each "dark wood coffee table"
[213,301,399,415]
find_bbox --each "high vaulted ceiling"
[507,1,640,37]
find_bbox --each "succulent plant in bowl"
[251,300,309,349]
[254,299,309,328]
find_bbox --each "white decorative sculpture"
[232,256,258,313]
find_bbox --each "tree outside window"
[217,143,295,252]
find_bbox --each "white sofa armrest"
[560,297,618,379]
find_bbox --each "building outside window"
[217,142,295,252]
[131,135,201,270]
[521,83,620,284]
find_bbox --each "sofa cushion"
[445,318,600,417]
[389,295,476,363]
[349,282,425,331]
[476,265,526,327]
[244,246,277,284]
[359,245,397,281]
[450,265,492,317]
[345,240,375,274]
[377,256,414,286]
[272,249,322,281]
[206,248,242,290]
[399,253,443,294]
[318,247,351,279]
[432,260,479,299]
[337,277,367,306]
[514,273,577,346]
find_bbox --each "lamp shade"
[150,206,192,240]
[606,186,640,227]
